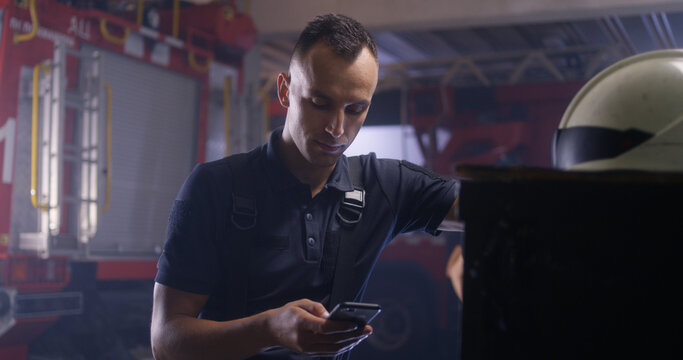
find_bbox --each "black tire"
[352,261,439,360]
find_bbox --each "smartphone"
[328,302,382,326]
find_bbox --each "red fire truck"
[0,1,256,358]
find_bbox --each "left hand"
[446,245,464,301]
[264,299,372,356]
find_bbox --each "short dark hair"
[292,14,378,63]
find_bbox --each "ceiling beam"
[373,32,429,61]
[250,0,683,36]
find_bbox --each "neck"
[277,136,336,197]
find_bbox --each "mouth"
[314,140,345,153]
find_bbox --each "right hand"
[264,299,372,356]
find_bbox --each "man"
[151,14,461,360]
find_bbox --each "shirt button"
[305,213,313,221]
[307,237,316,246]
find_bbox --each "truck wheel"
[353,262,439,360]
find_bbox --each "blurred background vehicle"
[2,1,683,359]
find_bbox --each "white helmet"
[553,49,683,171]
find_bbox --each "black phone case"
[329,302,382,325]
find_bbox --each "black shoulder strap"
[330,156,365,309]
[336,156,365,225]
[348,156,364,188]
[228,153,258,231]
[223,153,257,320]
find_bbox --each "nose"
[325,108,344,139]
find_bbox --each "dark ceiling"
[70,1,683,90]
[260,10,683,90]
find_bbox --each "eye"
[310,97,329,109]
[345,103,367,114]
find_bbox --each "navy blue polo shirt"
[155,128,457,356]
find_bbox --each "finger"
[287,300,335,334]
[308,326,371,345]
[301,333,371,356]
[338,334,369,353]
[319,320,373,335]
[319,319,360,334]
[293,299,329,318]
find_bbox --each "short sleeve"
[154,163,225,295]
[373,157,458,236]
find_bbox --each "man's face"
[278,42,379,168]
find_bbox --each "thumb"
[295,299,330,319]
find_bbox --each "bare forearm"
[152,284,366,359]
[151,311,273,360]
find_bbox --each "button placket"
[303,204,322,261]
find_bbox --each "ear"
[277,72,290,108]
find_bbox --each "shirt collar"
[264,127,354,192]
[326,155,354,192]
